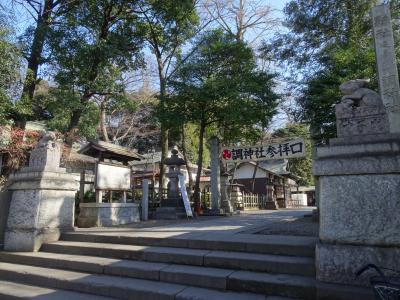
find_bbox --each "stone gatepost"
[4,132,78,252]
[313,79,400,291]
[209,136,223,214]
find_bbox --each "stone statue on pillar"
[4,132,78,252]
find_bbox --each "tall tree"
[135,0,199,189]
[168,30,278,213]
[12,0,77,120]
[48,0,145,141]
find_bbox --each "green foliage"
[46,0,146,135]
[138,0,199,55]
[267,0,400,142]
[41,88,99,138]
[273,123,313,186]
[180,123,211,167]
[168,29,278,143]
[0,15,25,124]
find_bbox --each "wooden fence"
[242,193,269,210]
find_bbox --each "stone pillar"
[210,136,221,214]
[314,76,400,289]
[372,4,400,133]
[141,179,149,221]
[4,133,79,252]
[220,172,233,214]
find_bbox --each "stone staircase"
[0,232,373,299]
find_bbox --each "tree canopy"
[167,29,278,210]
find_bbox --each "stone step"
[0,262,268,300]
[0,280,115,299]
[228,270,316,300]
[0,251,315,293]
[40,241,315,276]
[62,232,316,257]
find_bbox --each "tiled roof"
[79,139,143,161]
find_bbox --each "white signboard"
[96,163,131,190]
[178,175,193,217]
[221,138,306,162]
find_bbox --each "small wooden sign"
[96,163,131,190]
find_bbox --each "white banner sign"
[97,163,131,190]
[178,175,193,217]
[221,138,306,162]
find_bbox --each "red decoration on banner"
[222,149,232,160]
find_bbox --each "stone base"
[156,207,188,219]
[265,200,279,210]
[314,139,400,245]
[202,208,225,216]
[4,170,78,252]
[221,199,234,214]
[4,228,65,252]
[77,203,140,227]
[277,199,286,208]
[316,242,400,287]
[314,137,400,286]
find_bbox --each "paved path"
[72,208,317,244]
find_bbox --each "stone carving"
[336,79,383,114]
[28,132,61,171]
[335,79,389,137]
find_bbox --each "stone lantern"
[156,148,187,219]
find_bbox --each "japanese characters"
[221,139,305,162]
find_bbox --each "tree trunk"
[193,118,206,214]
[156,56,169,192]
[181,124,194,194]
[100,100,110,142]
[68,109,82,132]
[21,0,54,116]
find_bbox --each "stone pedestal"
[230,184,243,210]
[4,133,79,252]
[77,203,140,227]
[313,137,400,286]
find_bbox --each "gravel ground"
[255,216,319,237]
